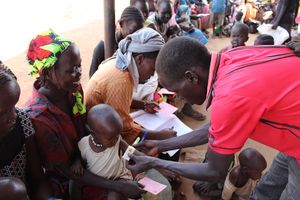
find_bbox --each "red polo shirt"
[207,46,300,164]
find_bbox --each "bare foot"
[181,103,206,121]
[193,181,222,198]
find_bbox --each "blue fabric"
[180,0,188,5]
[211,0,226,14]
[183,29,208,45]
[175,5,191,20]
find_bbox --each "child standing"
[222,148,267,200]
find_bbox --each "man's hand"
[287,41,300,57]
[117,179,146,199]
[127,153,155,173]
[157,128,177,140]
[144,101,160,114]
[134,140,160,156]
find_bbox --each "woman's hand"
[144,101,160,114]
[70,159,84,178]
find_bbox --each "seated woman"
[85,28,176,145]
[0,61,51,199]
[25,29,146,199]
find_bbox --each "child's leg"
[107,191,127,200]
[69,180,82,200]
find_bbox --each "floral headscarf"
[27,29,72,77]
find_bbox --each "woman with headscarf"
[85,28,176,145]
[0,61,51,199]
[26,29,146,199]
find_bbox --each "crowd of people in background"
[1,0,300,200]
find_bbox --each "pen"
[141,131,148,142]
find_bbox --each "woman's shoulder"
[25,85,50,119]
[15,108,35,138]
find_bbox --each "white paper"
[157,116,192,156]
[130,110,192,156]
[257,24,289,45]
[130,111,171,130]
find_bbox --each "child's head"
[236,11,243,21]
[231,23,249,48]
[0,177,29,200]
[254,34,274,45]
[166,24,182,41]
[239,148,267,180]
[87,104,123,148]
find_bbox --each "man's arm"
[157,123,209,151]
[135,123,209,155]
[128,146,234,182]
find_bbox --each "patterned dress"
[0,108,35,183]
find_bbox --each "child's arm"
[221,167,239,200]
[120,138,129,153]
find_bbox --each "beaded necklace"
[90,135,102,148]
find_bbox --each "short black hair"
[0,61,17,86]
[254,34,274,45]
[231,23,249,36]
[156,37,211,81]
[120,6,145,26]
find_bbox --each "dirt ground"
[2,1,278,199]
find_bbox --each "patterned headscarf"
[27,29,86,116]
[116,27,164,91]
[27,29,72,77]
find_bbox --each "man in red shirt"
[127,37,300,199]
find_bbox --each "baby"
[70,104,133,199]
[222,148,267,200]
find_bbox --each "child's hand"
[71,159,84,177]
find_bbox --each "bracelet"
[143,101,147,110]
[141,131,148,141]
